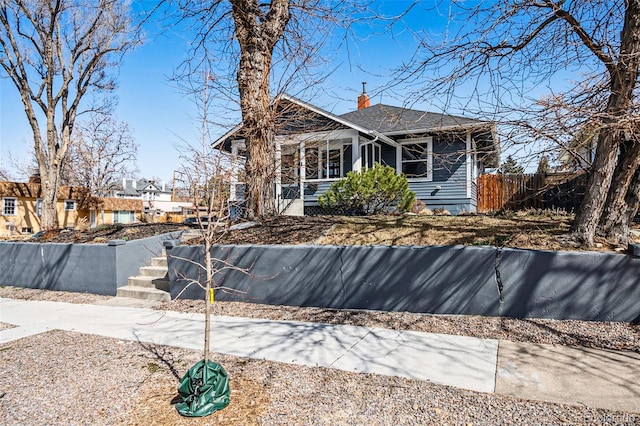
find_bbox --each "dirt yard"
[4,211,639,252]
[203,212,638,252]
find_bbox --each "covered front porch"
[229,128,398,215]
[276,128,399,215]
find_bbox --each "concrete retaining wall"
[0,231,182,296]
[167,244,640,322]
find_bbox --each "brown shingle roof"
[92,197,143,211]
[0,182,142,211]
[0,181,92,205]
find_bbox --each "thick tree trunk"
[601,169,640,245]
[570,129,620,246]
[238,74,277,219]
[39,168,60,230]
[598,141,640,244]
[37,115,69,230]
[231,0,290,220]
[570,0,640,246]
[622,173,640,229]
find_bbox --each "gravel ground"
[1,287,639,425]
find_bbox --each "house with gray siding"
[215,89,499,215]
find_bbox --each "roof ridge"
[340,102,475,120]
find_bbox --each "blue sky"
[1,1,444,183]
[0,1,569,182]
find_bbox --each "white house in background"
[213,88,500,215]
[106,178,193,217]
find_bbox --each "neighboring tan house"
[88,197,144,228]
[214,90,500,215]
[0,180,144,236]
[0,181,92,235]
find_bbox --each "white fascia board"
[212,93,399,150]
[382,121,493,137]
[212,123,243,149]
[276,129,359,144]
[278,93,397,146]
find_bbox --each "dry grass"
[317,212,637,252]
[190,210,639,252]
[3,211,637,251]
[319,213,572,248]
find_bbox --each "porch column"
[275,140,282,202]
[352,132,361,173]
[466,131,472,198]
[230,142,238,201]
[300,141,306,200]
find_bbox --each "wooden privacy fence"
[477,173,587,213]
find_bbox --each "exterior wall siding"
[1,197,87,235]
[470,181,478,209]
[407,136,471,213]
[303,181,334,202]
[301,136,476,214]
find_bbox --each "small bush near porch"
[318,164,415,215]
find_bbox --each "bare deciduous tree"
[0,0,143,229]
[393,0,640,246]
[62,112,139,195]
[174,0,374,220]
[0,165,11,181]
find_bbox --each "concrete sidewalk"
[1,298,639,414]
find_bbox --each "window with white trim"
[64,200,76,211]
[401,138,433,180]
[114,210,136,224]
[36,199,42,216]
[2,197,17,216]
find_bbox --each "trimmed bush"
[319,164,415,215]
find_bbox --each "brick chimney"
[357,81,370,110]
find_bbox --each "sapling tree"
[170,72,252,417]
[173,72,249,363]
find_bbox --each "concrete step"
[139,265,168,278]
[116,285,171,302]
[127,275,169,292]
[151,257,167,267]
